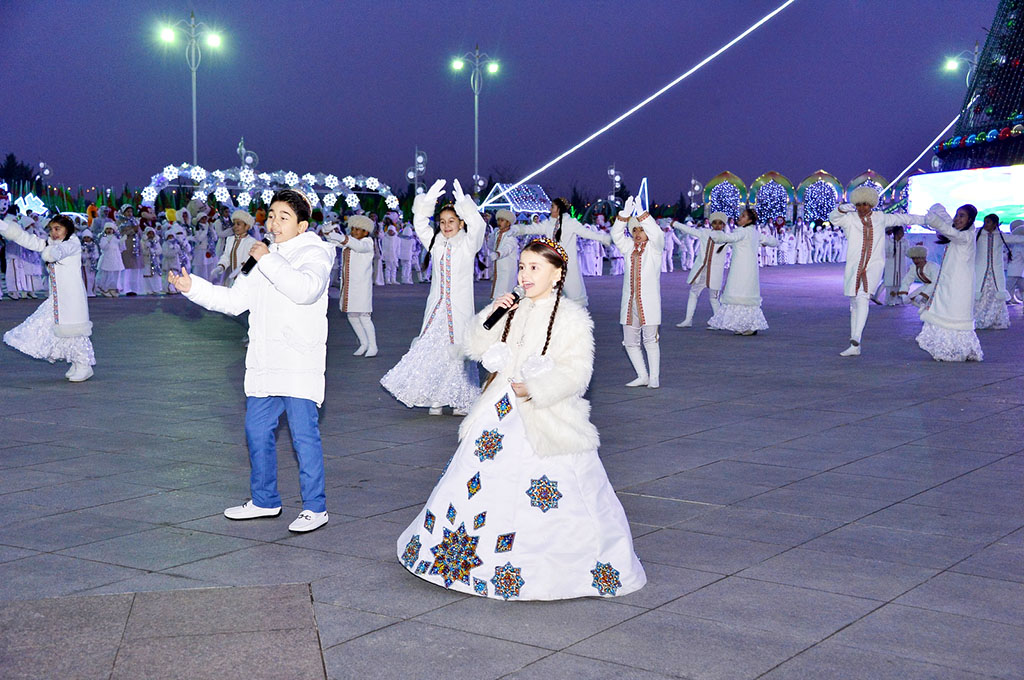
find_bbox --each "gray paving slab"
[0,553,146,601]
[0,508,159,552]
[800,523,991,569]
[634,527,787,573]
[313,602,401,649]
[760,641,993,679]
[671,505,843,546]
[950,542,1024,583]
[504,653,678,680]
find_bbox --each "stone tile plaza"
[1,266,1021,679]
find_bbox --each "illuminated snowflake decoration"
[803,180,838,222]
[590,561,622,596]
[474,429,503,462]
[302,173,317,185]
[190,166,207,182]
[754,181,788,224]
[192,191,206,202]
[284,171,299,186]
[239,167,255,185]
[141,186,158,203]
[366,176,380,190]
[386,195,400,210]
[429,523,483,587]
[237,191,252,207]
[525,475,562,513]
[490,562,525,600]
[323,193,338,208]
[709,182,741,221]
[258,172,271,182]
[345,193,360,209]
[162,164,180,180]
[214,187,231,203]
[342,175,356,189]
[212,170,226,182]
[401,534,421,568]
[324,174,339,189]
[261,189,275,204]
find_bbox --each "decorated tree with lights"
[937,0,1024,169]
[753,181,788,224]
[708,182,741,220]
[802,180,838,223]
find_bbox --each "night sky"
[2,0,998,204]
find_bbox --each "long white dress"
[917,205,983,362]
[517,216,611,306]
[973,228,1024,329]
[707,225,778,332]
[380,195,484,410]
[396,296,645,601]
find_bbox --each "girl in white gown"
[708,207,778,335]
[397,237,646,601]
[381,180,483,415]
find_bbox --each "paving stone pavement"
[0,264,1021,680]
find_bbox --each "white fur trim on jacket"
[460,294,600,458]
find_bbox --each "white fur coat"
[459,292,600,458]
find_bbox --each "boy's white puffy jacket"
[183,231,336,406]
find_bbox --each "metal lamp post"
[160,12,222,165]
[452,46,499,195]
[406,147,428,195]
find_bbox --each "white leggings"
[849,293,870,344]
[623,323,659,348]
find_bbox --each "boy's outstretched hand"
[168,267,192,293]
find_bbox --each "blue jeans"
[244,396,326,512]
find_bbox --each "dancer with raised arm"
[707,207,778,335]
[672,212,729,327]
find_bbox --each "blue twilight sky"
[1,0,998,203]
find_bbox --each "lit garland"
[709,182,741,220]
[802,180,837,222]
[754,180,787,224]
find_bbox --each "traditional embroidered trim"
[341,247,351,312]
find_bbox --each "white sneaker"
[452,407,469,416]
[428,405,444,416]
[625,376,649,387]
[65,364,75,378]
[67,363,94,382]
[676,320,692,328]
[224,500,282,520]
[288,510,329,532]
[839,344,861,357]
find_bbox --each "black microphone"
[240,238,272,276]
[483,286,525,330]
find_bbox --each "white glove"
[413,179,447,217]
[452,179,480,221]
[619,196,635,218]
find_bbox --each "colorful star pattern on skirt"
[473,577,488,596]
[415,561,430,574]
[429,522,483,587]
[494,394,512,420]
[590,561,622,596]
[473,512,486,529]
[423,510,435,534]
[467,472,481,499]
[525,475,563,513]
[495,532,516,553]
[474,429,504,462]
[439,455,453,480]
[490,562,525,600]
[401,534,421,569]
[446,503,457,525]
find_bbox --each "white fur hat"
[347,214,374,233]
[231,209,254,226]
[850,186,879,207]
[1010,219,1024,234]
[80,229,93,239]
[709,211,728,224]
[495,209,515,224]
[907,245,928,259]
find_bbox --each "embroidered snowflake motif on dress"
[424,510,436,533]
[473,512,486,529]
[415,560,430,574]
[495,532,516,553]
[473,577,488,596]
[494,394,512,420]
[474,429,504,462]
[525,475,563,512]
[590,561,622,596]
[490,562,525,600]
[446,503,457,525]
[467,472,481,499]
[429,523,483,587]
[401,535,421,569]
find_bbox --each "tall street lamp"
[943,42,979,87]
[452,46,499,195]
[159,12,223,165]
[406,147,428,195]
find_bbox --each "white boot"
[624,346,649,387]
[840,340,861,357]
[361,316,378,358]
[644,342,660,389]
[349,315,367,356]
[67,363,94,382]
[65,363,75,378]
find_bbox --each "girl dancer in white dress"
[707,207,779,335]
[916,204,983,362]
[381,180,484,415]
[396,236,645,601]
[329,214,377,357]
[1,214,95,381]
[611,197,664,388]
[974,214,1024,329]
[516,197,611,306]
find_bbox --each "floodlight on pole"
[451,45,500,195]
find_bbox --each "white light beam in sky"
[481,0,798,209]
